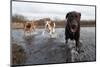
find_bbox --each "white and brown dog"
[24,21,36,36]
[43,20,56,37]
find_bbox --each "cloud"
[12,1,95,20]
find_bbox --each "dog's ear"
[79,13,81,17]
[66,13,70,19]
[77,13,81,21]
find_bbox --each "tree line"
[12,14,95,27]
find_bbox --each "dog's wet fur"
[65,11,81,51]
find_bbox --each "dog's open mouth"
[71,25,78,32]
[71,28,77,32]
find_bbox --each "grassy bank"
[12,43,26,65]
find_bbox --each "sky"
[12,1,96,20]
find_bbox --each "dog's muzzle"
[70,20,78,32]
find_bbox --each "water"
[11,27,96,65]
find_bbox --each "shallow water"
[11,27,96,65]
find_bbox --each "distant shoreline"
[11,26,95,30]
[11,20,95,29]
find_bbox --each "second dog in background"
[43,19,56,37]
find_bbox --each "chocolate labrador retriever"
[65,11,81,50]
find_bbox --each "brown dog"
[65,11,81,50]
[24,21,36,36]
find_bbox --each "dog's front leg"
[75,39,80,52]
[33,26,35,32]
[49,30,52,37]
[52,28,55,33]
[76,40,79,47]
